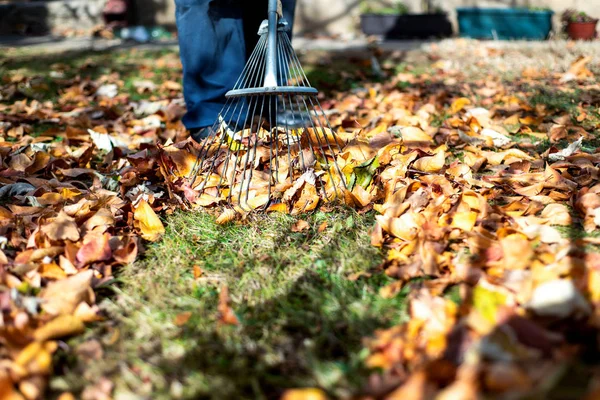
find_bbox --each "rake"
[188,0,347,211]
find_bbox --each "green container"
[457,8,554,40]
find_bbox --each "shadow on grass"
[51,209,408,400]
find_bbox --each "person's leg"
[175,0,245,133]
[281,0,296,37]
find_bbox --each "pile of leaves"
[354,58,600,398]
[1,45,600,399]
[0,53,192,398]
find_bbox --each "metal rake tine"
[241,94,268,210]
[236,97,262,210]
[238,34,267,90]
[227,96,257,205]
[282,34,312,87]
[236,93,266,209]
[209,99,247,200]
[264,96,277,208]
[292,94,336,200]
[276,38,298,185]
[307,97,347,197]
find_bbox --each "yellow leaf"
[541,203,572,226]
[472,281,509,324]
[39,263,67,280]
[34,315,85,341]
[377,213,421,241]
[350,185,374,208]
[451,211,478,232]
[483,149,535,166]
[246,194,270,210]
[281,388,328,400]
[588,269,600,303]
[134,200,165,241]
[166,148,198,177]
[292,184,320,215]
[398,126,433,142]
[196,193,220,207]
[216,208,236,225]
[450,97,471,114]
[303,127,345,148]
[413,150,445,172]
[15,342,43,366]
[266,203,289,213]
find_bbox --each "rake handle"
[263,0,281,87]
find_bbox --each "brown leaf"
[112,236,139,265]
[76,232,112,267]
[41,211,80,242]
[40,270,94,315]
[291,219,310,232]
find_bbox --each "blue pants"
[175,0,296,130]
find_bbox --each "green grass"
[51,209,408,400]
[529,87,580,114]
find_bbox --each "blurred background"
[0,0,598,43]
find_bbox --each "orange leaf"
[218,286,239,326]
[76,232,112,267]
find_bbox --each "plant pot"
[457,8,554,40]
[567,21,598,40]
[360,13,453,39]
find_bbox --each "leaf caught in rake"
[188,1,347,212]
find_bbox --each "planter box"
[457,8,553,40]
[360,13,453,39]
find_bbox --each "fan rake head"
[188,16,347,212]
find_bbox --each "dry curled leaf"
[133,199,165,241]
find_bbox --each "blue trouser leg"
[176,0,297,130]
[175,0,245,130]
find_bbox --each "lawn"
[2,40,600,400]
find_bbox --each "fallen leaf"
[218,286,239,326]
[413,150,445,173]
[216,208,236,225]
[281,388,328,400]
[41,211,80,242]
[76,232,112,267]
[34,315,85,341]
[134,200,165,241]
[40,270,94,315]
[291,219,310,232]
